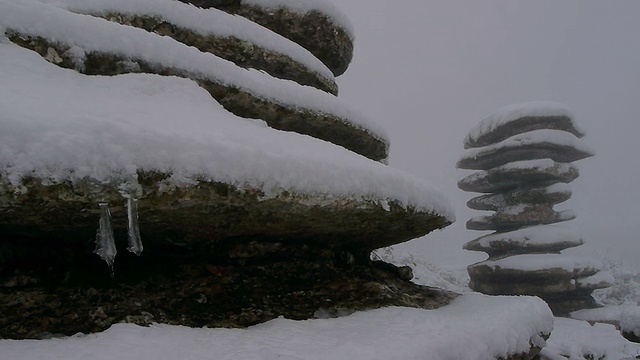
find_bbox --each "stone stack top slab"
[464,101,585,149]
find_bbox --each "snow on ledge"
[0,1,386,141]
[572,305,640,337]
[479,254,604,273]
[0,293,553,360]
[458,129,595,167]
[465,101,585,148]
[0,42,453,219]
[540,317,640,360]
[38,0,335,81]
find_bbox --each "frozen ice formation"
[95,203,117,277]
[458,102,610,315]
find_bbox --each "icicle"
[95,202,117,277]
[126,197,143,256]
[118,177,144,256]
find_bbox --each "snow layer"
[500,158,573,172]
[540,317,640,360]
[469,224,584,248]
[37,0,334,81]
[242,0,354,38]
[458,129,594,168]
[479,254,603,273]
[0,42,453,218]
[0,293,553,360]
[0,1,386,141]
[372,247,472,293]
[465,101,584,148]
[572,305,640,337]
[576,271,615,287]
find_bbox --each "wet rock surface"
[458,102,609,315]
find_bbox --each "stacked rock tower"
[0,0,455,337]
[457,102,612,315]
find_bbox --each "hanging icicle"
[126,197,143,256]
[118,177,144,256]
[95,202,117,277]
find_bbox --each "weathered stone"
[0,247,458,339]
[457,136,594,170]
[0,170,452,338]
[0,173,450,256]
[571,305,640,344]
[7,33,388,162]
[466,205,576,231]
[179,0,354,76]
[458,160,579,193]
[466,184,572,211]
[99,13,338,95]
[463,225,584,258]
[464,110,585,149]
[468,256,609,315]
[459,102,605,316]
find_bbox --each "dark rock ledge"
[0,172,452,339]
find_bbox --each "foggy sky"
[336,1,640,269]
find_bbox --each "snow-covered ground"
[0,293,553,360]
[378,247,640,359]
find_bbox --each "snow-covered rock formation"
[0,0,462,339]
[458,102,613,315]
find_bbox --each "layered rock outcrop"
[0,0,457,339]
[458,102,612,315]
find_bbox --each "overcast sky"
[336,1,640,270]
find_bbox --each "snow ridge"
[38,0,335,81]
[0,42,454,219]
[0,0,386,142]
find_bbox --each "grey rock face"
[457,102,610,315]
